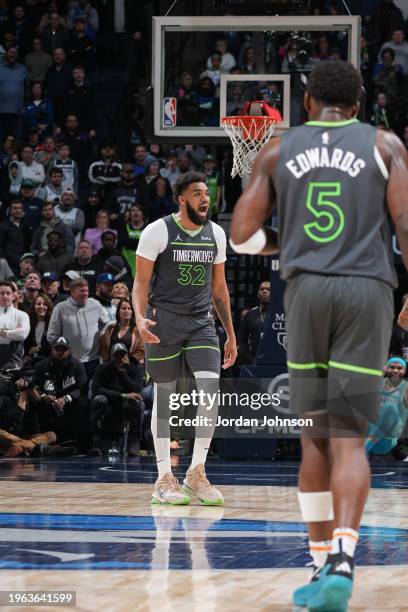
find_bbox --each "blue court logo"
[0,513,406,570]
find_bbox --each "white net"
[221,116,277,178]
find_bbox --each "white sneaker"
[183,464,224,505]
[151,473,190,505]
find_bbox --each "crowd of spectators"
[0,0,407,458]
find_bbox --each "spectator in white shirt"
[0,281,30,369]
[18,144,45,189]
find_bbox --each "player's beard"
[186,201,209,226]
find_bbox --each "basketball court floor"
[0,456,406,611]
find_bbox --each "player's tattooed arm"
[212,264,237,368]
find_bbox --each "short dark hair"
[9,198,22,207]
[174,171,207,199]
[307,60,362,108]
[0,281,15,291]
[381,47,395,61]
[50,166,63,175]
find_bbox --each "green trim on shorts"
[148,350,183,362]
[183,345,220,352]
[287,361,329,370]
[328,360,383,376]
[148,345,220,362]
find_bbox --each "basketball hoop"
[221,114,279,178]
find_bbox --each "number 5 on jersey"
[304,182,344,244]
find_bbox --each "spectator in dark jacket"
[41,271,67,306]
[24,37,52,85]
[30,336,88,446]
[94,229,121,275]
[62,239,98,293]
[144,176,177,223]
[6,4,35,62]
[24,292,53,365]
[41,12,69,55]
[0,199,31,273]
[20,179,43,231]
[38,230,73,276]
[66,66,96,136]
[88,141,122,186]
[90,343,143,456]
[45,48,73,125]
[108,164,139,226]
[238,281,271,365]
[65,15,96,72]
[22,81,53,139]
[31,200,75,257]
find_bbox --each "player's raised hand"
[222,337,237,369]
[138,318,160,344]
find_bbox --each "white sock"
[331,527,359,557]
[309,540,332,568]
[190,371,219,470]
[151,381,177,479]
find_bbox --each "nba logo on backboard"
[163,97,177,127]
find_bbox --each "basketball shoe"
[183,464,224,505]
[292,564,323,607]
[307,551,354,612]
[151,473,190,505]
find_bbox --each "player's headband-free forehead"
[386,357,406,368]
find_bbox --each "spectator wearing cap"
[20,179,43,231]
[90,342,143,456]
[61,270,80,295]
[66,66,96,136]
[47,277,109,381]
[38,230,72,276]
[0,280,30,369]
[109,164,139,227]
[37,167,64,204]
[67,1,99,40]
[135,155,160,205]
[83,209,118,255]
[144,176,177,224]
[31,201,75,258]
[17,144,45,189]
[54,190,85,246]
[41,271,66,305]
[65,16,96,73]
[104,255,131,286]
[17,253,36,281]
[31,336,88,449]
[132,144,147,177]
[88,141,122,187]
[94,229,121,276]
[118,203,146,277]
[21,270,41,313]
[95,272,116,320]
[0,200,31,274]
[62,240,98,294]
[45,48,73,126]
[24,293,53,365]
[50,142,79,194]
[0,47,26,142]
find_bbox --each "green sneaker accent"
[183,483,224,506]
[151,495,190,506]
[308,575,352,612]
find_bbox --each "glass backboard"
[152,16,361,141]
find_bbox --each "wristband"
[64,395,72,404]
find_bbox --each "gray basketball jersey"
[149,214,218,315]
[272,119,397,288]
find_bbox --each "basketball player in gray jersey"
[133,171,237,506]
[230,61,408,611]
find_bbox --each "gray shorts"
[145,306,221,382]
[284,274,393,425]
